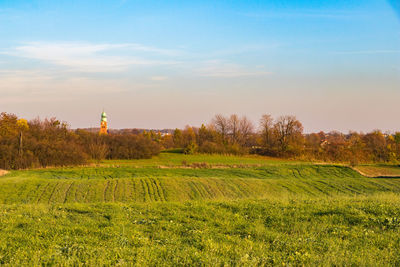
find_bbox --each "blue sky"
[0,0,399,132]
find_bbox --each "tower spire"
[99,110,108,135]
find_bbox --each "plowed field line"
[63,182,74,203]
[158,179,167,201]
[151,178,163,201]
[188,181,200,199]
[112,180,119,202]
[131,179,136,201]
[36,183,50,204]
[83,184,91,203]
[140,179,149,202]
[145,178,154,201]
[47,182,60,204]
[103,181,110,202]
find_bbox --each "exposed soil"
[352,167,400,178]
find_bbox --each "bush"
[183,142,198,155]
[198,141,225,154]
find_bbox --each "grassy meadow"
[1,152,400,265]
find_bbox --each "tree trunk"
[19,131,23,157]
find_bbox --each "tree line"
[1,112,399,170]
[0,113,160,170]
[158,114,400,165]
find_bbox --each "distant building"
[100,111,108,135]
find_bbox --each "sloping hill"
[1,164,400,204]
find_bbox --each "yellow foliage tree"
[16,119,29,156]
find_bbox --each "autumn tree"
[304,133,323,159]
[228,114,240,144]
[173,128,183,148]
[363,130,389,162]
[212,114,230,144]
[259,114,274,148]
[16,119,29,157]
[238,115,254,147]
[274,115,304,155]
[197,124,213,146]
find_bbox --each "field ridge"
[1,162,400,204]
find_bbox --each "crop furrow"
[151,178,163,202]
[103,181,110,202]
[195,181,209,198]
[113,180,119,202]
[63,182,75,203]
[145,178,155,201]
[131,179,137,201]
[83,183,91,202]
[156,179,167,201]
[188,181,201,199]
[36,183,50,204]
[140,179,149,202]
[47,182,60,204]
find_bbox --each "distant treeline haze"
[0,112,399,169]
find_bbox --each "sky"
[0,0,399,133]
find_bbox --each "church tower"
[100,111,108,134]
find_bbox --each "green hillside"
[1,153,400,265]
[2,162,400,204]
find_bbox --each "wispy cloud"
[151,76,168,81]
[0,70,55,90]
[123,43,181,56]
[238,9,364,20]
[0,69,157,103]
[1,42,180,72]
[206,43,280,58]
[332,50,400,55]
[197,60,271,78]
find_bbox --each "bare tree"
[212,114,229,143]
[88,142,109,162]
[228,114,240,143]
[259,114,274,147]
[274,115,303,153]
[238,116,254,146]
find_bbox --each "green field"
[98,152,304,167]
[1,153,400,265]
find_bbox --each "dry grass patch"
[353,165,400,177]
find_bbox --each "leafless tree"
[274,115,303,152]
[88,142,109,162]
[238,116,254,146]
[228,114,240,143]
[259,114,274,147]
[212,114,229,142]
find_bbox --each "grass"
[1,153,400,265]
[1,196,400,266]
[96,152,302,167]
[2,164,400,204]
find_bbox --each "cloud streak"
[2,42,180,72]
[238,9,364,20]
[197,60,271,78]
[332,50,400,55]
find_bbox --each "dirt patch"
[352,167,374,177]
[352,167,400,178]
[0,169,9,176]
